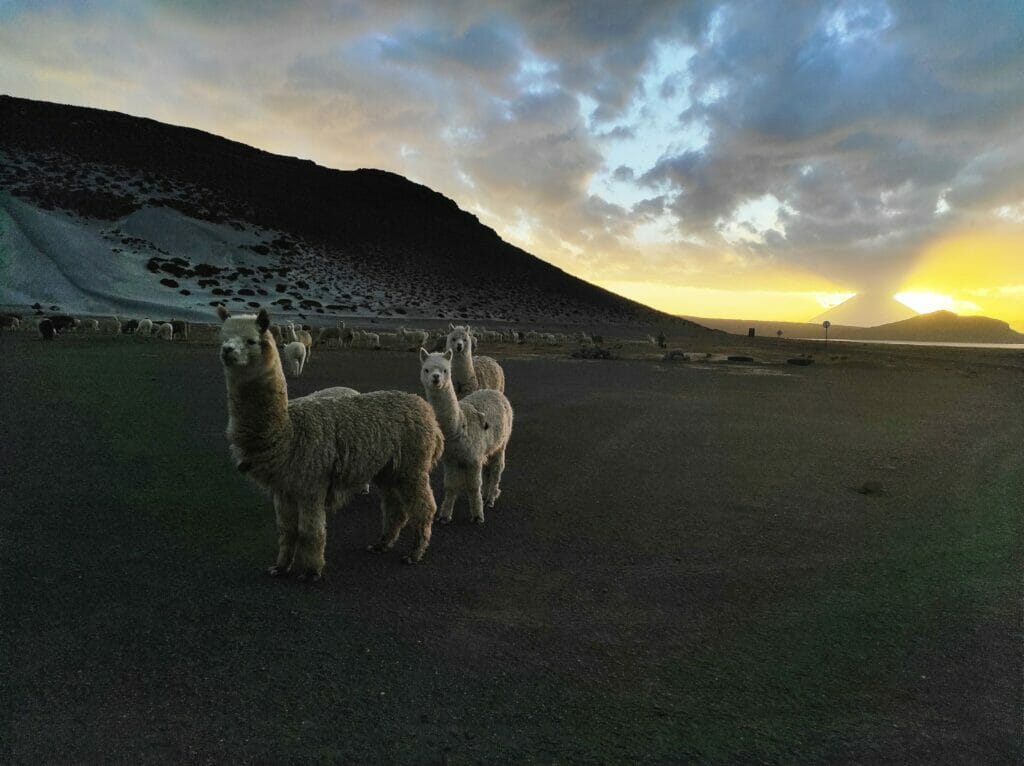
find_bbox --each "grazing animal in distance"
[38,319,56,340]
[419,349,512,524]
[218,306,444,579]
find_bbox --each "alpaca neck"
[450,350,478,392]
[425,380,465,439]
[225,358,292,458]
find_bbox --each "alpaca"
[79,318,100,333]
[351,330,380,349]
[49,315,79,334]
[218,307,443,579]
[156,322,174,340]
[445,324,505,396]
[340,322,355,348]
[1,315,21,332]
[283,341,307,376]
[269,324,284,346]
[38,319,56,340]
[171,320,190,342]
[398,326,429,348]
[317,324,341,348]
[137,318,154,336]
[419,349,512,524]
[288,322,313,362]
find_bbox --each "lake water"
[798,338,1024,350]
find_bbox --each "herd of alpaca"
[217,309,512,580]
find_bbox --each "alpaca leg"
[436,462,460,524]
[482,448,506,508]
[292,493,327,582]
[402,475,437,564]
[269,493,298,576]
[367,487,408,553]
[468,464,485,524]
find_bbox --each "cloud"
[0,0,1022,307]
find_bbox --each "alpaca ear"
[419,347,428,362]
[216,305,231,321]
[443,349,453,361]
[256,309,270,332]
[449,322,455,330]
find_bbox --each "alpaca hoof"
[267,565,288,577]
[367,542,386,553]
[435,515,452,525]
[472,516,485,525]
[296,570,322,583]
[401,554,420,565]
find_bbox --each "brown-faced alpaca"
[420,349,513,524]
[445,324,505,396]
[218,307,444,580]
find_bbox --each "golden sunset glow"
[893,291,981,316]
[596,280,858,321]
[900,230,1024,329]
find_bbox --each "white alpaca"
[288,322,313,363]
[218,307,443,577]
[156,322,174,340]
[419,349,512,524]
[137,318,154,336]
[283,341,307,376]
[79,318,100,333]
[352,330,380,349]
[398,326,429,348]
[445,324,505,396]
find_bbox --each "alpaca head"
[446,325,472,355]
[419,348,453,391]
[218,306,277,378]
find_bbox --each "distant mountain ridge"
[684,310,1024,344]
[0,95,703,329]
[810,292,916,326]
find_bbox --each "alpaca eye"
[248,340,257,345]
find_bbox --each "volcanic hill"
[0,95,698,329]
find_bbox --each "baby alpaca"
[420,349,512,524]
[445,324,505,396]
[219,307,443,579]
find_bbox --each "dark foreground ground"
[1,332,1021,763]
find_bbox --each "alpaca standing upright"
[445,324,505,396]
[219,307,443,579]
[419,349,512,524]
[282,341,307,376]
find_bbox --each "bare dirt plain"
[1,330,1021,764]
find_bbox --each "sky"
[1,1,1023,327]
